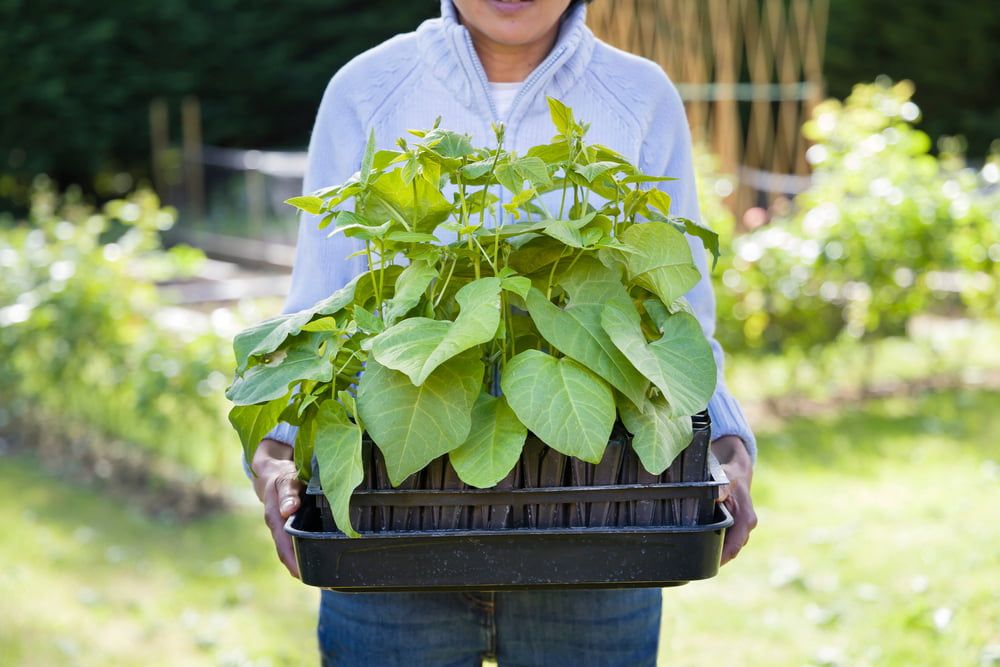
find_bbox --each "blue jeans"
[317,588,662,666]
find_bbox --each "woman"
[251,1,758,664]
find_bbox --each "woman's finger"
[264,480,302,578]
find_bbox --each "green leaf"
[357,354,482,486]
[372,149,403,170]
[620,174,676,184]
[285,195,324,215]
[646,189,672,216]
[474,220,547,239]
[497,157,553,192]
[547,97,576,136]
[601,297,717,417]
[449,393,527,488]
[231,275,367,369]
[514,156,552,188]
[527,141,570,165]
[366,168,453,233]
[424,128,475,159]
[540,219,584,247]
[314,399,365,537]
[371,277,501,385]
[525,284,649,410]
[360,128,376,184]
[329,218,392,241]
[557,254,626,304]
[352,305,384,334]
[460,159,494,180]
[674,216,721,269]
[370,317,449,379]
[588,144,630,164]
[499,274,531,299]
[301,317,339,333]
[228,393,290,471]
[617,394,693,474]
[293,409,317,482]
[384,231,440,243]
[622,222,701,304]
[226,345,333,405]
[572,161,619,183]
[507,236,567,274]
[383,260,436,326]
[500,350,615,463]
[494,161,524,194]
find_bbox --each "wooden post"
[245,152,266,239]
[149,98,169,198]
[181,95,205,223]
[588,0,830,221]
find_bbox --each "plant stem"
[376,243,385,306]
[545,247,569,300]
[471,234,496,274]
[364,240,375,280]
[433,254,458,309]
[563,248,585,278]
[558,175,568,219]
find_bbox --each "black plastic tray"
[286,500,733,592]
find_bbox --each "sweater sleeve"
[640,77,758,466]
[257,74,369,453]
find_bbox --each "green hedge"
[3,1,996,208]
[825,0,999,156]
[0,1,437,207]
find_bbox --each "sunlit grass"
[0,458,317,667]
[660,389,1000,667]
[2,389,997,666]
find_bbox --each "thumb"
[716,482,731,504]
[275,473,304,519]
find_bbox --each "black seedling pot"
[286,411,732,591]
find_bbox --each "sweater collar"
[417,1,594,122]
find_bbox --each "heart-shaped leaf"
[372,277,501,385]
[621,222,701,304]
[525,286,648,410]
[228,393,290,469]
[449,393,527,488]
[617,393,693,474]
[357,354,482,486]
[314,399,364,537]
[501,350,615,463]
[383,260,436,326]
[601,297,717,417]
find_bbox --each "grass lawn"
[2,389,998,666]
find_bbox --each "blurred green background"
[1,1,998,666]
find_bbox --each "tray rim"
[285,501,734,541]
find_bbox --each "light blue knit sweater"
[262,0,757,464]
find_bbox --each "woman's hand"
[711,435,758,566]
[251,439,304,578]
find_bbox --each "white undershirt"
[489,81,523,119]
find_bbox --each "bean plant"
[226,99,720,537]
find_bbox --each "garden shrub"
[714,79,1000,354]
[0,181,236,477]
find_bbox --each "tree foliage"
[0,0,437,205]
[825,0,999,156]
